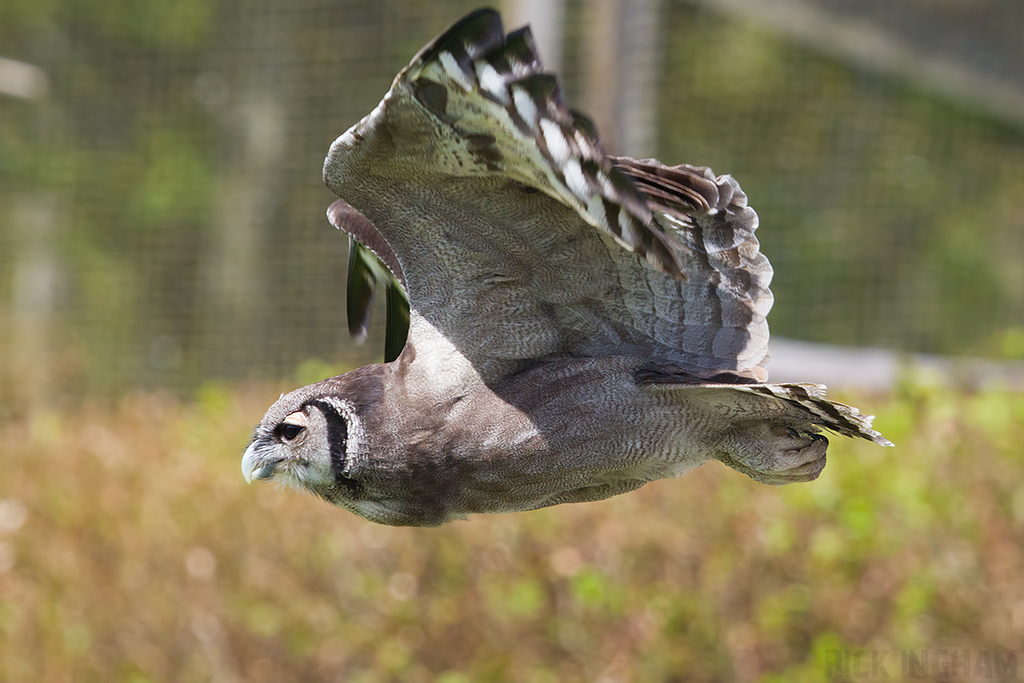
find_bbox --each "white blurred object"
[0,57,49,99]
[770,338,1024,391]
[501,0,566,73]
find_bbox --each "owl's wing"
[328,200,409,363]
[324,9,771,382]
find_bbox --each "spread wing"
[323,9,772,382]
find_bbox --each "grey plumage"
[242,9,891,527]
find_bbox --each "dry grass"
[1,381,1022,682]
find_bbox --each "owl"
[241,9,891,526]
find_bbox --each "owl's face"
[243,400,336,492]
[242,367,387,512]
[243,378,374,501]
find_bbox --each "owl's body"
[268,357,838,527]
[242,9,891,526]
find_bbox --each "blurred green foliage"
[0,382,1021,682]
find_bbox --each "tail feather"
[643,378,893,447]
[740,382,893,446]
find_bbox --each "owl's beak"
[241,442,279,483]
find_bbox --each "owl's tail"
[737,382,893,446]
[645,379,893,447]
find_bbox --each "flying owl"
[241,9,892,526]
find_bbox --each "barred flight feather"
[402,9,683,278]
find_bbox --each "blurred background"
[1,1,1023,682]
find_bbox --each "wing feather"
[613,158,774,380]
[400,11,684,278]
[328,200,409,362]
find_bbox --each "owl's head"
[241,367,384,511]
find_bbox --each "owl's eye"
[277,422,305,442]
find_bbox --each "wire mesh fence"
[2,0,1023,403]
